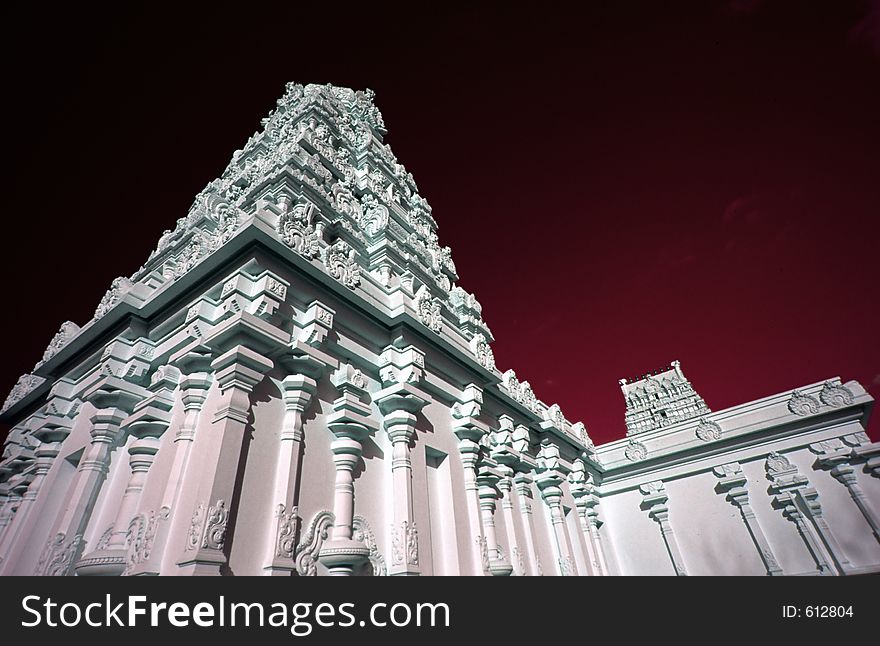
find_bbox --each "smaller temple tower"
[619,360,710,435]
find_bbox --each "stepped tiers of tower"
[619,360,711,436]
[1,83,878,576]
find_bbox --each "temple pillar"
[535,440,576,576]
[810,438,880,543]
[452,384,489,575]
[714,462,783,575]
[766,452,849,575]
[126,350,211,576]
[639,480,688,576]
[76,366,178,575]
[513,473,541,575]
[317,363,378,576]
[496,467,524,575]
[35,377,146,576]
[176,345,272,575]
[569,457,607,575]
[375,344,428,576]
[477,464,513,576]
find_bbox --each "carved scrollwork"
[275,503,300,560]
[390,520,418,569]
[34,532,82,576]
[185,499,228,552]
[470,332,495,369]
[475,535,490,574]
[787,390,821,416]
[765,451,796,477]
[323,240,361,289]
[1,373,45,414]
[94,277,134,320]
[695,417,722,442]
[819,380,854,408]
[202,500,229,550]
[38,321,81,366]
[558,556,575,576]
[353,515,386,576]
[360,196,389,238]
[624,440,648,462]
[278,201,322,259]
[294,510,335,576]
[124,507,170,574]
[415,286,443,334]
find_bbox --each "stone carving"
[519,382,538,412]
[470,332,495,369]
[624,440,648,462]
[294,510,335,576]
[502,369,521,399]
[765,451,796,477]
[323,240,361,289]
[490,416,514,450]
[278,200,321,258]
[763,548,781,572]
[275,503,300,560]
[391,520,419,568]
[545,404,566,429]
[352,515,386,576]
[360,196,389,238]
[713,462,742,478]
[842,432,870,447]
[94,277,134,320]
[186,504,204,550]
[6,80,880,581]
[39,321,81,365]
[695,417,722,442]
[475,535,490,574]
[536,441,561,472]
[511,425,530,453]
[787,390,821,416]
[124,507,170,573]
[202,500,229,550]
[415,286,443,333]
[512,546,526,577]
[186,499,228,551]
[34,532,82,577]
[558,556,575,576]
[639,480,665,496]
[1,373,45,414]
[95,526,114,550]
[572,422,594,450]
[819,380,854,408]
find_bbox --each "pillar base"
[318,538,370,576]
[489,558,513,577]
[74,548,127,576]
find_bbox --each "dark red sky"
[1,1,878,445]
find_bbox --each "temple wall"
[595,418,880,576]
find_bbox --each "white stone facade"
[0,83,877,576]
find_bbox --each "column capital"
[281,374,318,409]
[452,384,488,443]
[375,383,428,420]
[639,480,669,511]
[713,462,748,493]
[211,345,273,393]
[83,376,149,413]
[327,363,378,433]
